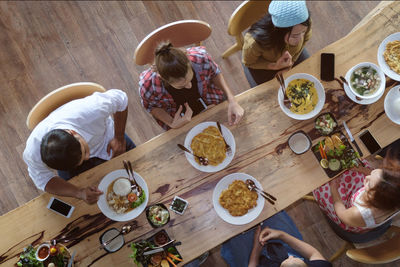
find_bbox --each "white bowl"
[345,62,386,100]
[35,243,50,261]
[278,73,325,120]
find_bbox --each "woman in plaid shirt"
[139,42,244,130]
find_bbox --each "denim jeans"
[244,48,310,88]
[220,211,303,267]
[58,134,136,180]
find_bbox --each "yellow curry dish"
[191,126,226,166]
[285,78,318,114]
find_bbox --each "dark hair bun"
[155,42,173,56]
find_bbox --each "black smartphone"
[320,53,335,81]
[359,130,381,154]
[47,197,75,218]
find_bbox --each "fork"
[276,73,291,108]
[216,121,232,155]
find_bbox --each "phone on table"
[359,130,381,154]
[320,53,335,81]
[47,197,75,218]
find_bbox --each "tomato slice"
[128,193,137,202]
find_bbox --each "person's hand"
[259,227,283,245]
[170,103,193,129]
[330,177,340,192]
[79,186,103,204]
[275,51,293,70]
[253,225,262,249]
[227,101,244,126]
[107,136,126,158]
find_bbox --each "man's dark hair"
[40,129,82,170]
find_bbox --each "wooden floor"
[2,1,399,266]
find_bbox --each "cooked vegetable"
[127,193,137,203]
[166,256,177,267]
[148,205,170,226]
[167,252,183,262]
[171,198,187,213]
[161,259,170,267]
[315,114,337,135]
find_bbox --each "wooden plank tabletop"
[1,2,399,266]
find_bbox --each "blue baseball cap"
[269,0,309,28]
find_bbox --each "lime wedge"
[320,159,329,169]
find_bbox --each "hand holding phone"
[47,197,75,218]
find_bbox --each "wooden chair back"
[134,20,212,66]
[26,82,106,130]
[222,0,270,59]
[346,225,400,264]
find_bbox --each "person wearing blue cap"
[242,0,312,87]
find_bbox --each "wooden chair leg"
[329,242,354,262]
[221,43,241,59]
[302,193,316,202]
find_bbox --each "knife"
[143,241,182,256]
[67,251,76,267]
[343,121,363,157]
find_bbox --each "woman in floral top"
[139,42,244,130]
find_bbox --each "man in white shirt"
[23,89,135,204]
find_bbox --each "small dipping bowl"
[99,228,125,253]
[170,196,188,215]
[288,130,312,155]
[35,243,50,261]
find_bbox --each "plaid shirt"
[139,46,225,130]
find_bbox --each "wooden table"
[1,2,399,266]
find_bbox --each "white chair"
[26,82,106,130]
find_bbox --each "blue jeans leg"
[57,134,136,180]
[221,211,302,267]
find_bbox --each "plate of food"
[212,173,265,225]
[130,230,182,267]
[377,32,400,81]
[17,242,72,267]
[278,73,325,120]
[344,62,386,105]
[184,121,235,172]
[312,131,361,178]
[384,85,400,125]
[97,169,149,222]
[146,204,170,228]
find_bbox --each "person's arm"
[259,228,326,261]
[330,178,366,227]
[211,73,244,125]
[248,226,262,267]
[150,103,193,129]
[45,176,103,204]
[107,107,128,157]
[242,34,292,70]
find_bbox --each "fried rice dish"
[219,180,258,216]
[191,126,226,166]
[384,40,400,74]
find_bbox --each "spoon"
[245,179,276,205]
[276,73,291,109]
[101,225,132,248]
[123,160,142,196]
[177,144,209,166]
[340,76,362,101]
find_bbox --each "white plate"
[212,173,265,225]
[384,85,400,125]
[343,82,385,105]
[184,121,235,172]
[278,73,325,120]
[377,32,400,81]
[97,169,149,222]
